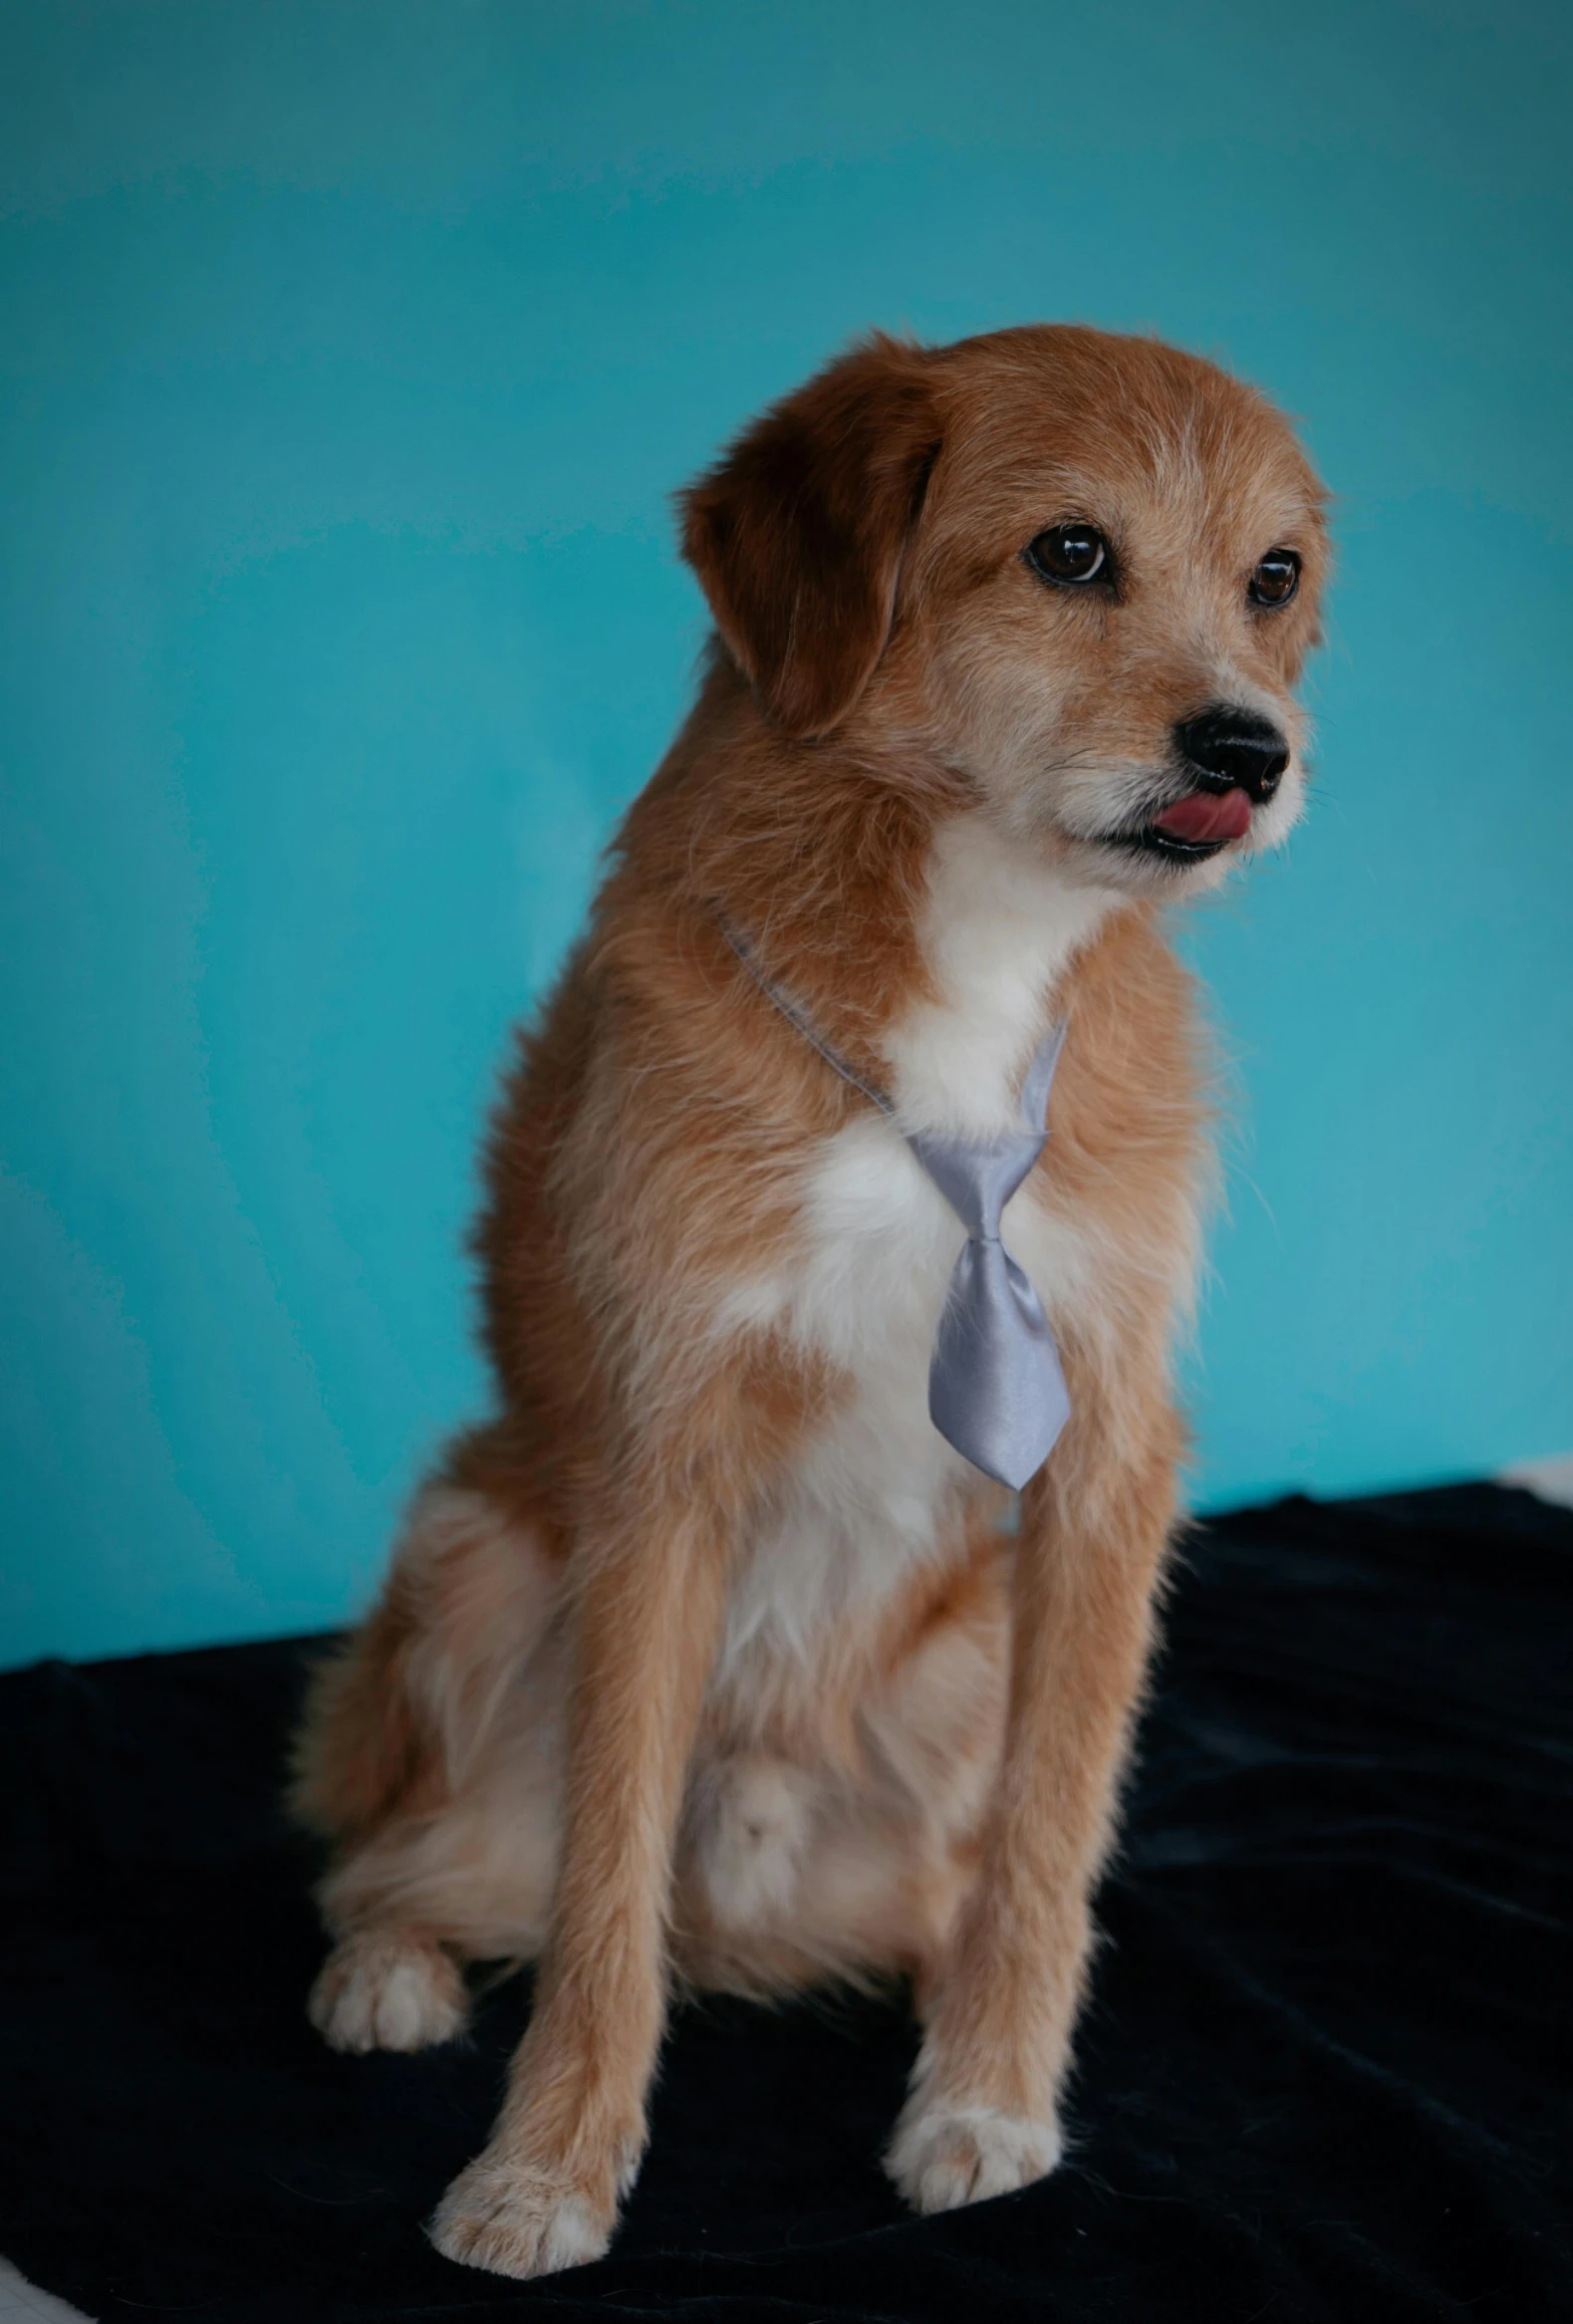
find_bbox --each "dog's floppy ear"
[680,335,941,739]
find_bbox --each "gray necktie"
[718,919,1071,1490]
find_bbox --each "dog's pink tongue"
[1152,788,1253,843]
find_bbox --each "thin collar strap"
[716,909,1065,1134]
[716,911,899,1118]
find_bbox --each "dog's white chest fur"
[716,820,1115,1681]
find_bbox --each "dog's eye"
[1248,548,1301,608]
[1025,524,1109,587]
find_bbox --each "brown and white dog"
[292,324,1328,2278]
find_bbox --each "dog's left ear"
[680,335,941,739]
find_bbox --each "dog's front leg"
[428,1490,731,2278]
[887,1393,1180,2212]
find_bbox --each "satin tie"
[719,919,1071,1489]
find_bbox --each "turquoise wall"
[2,2,1569,1665]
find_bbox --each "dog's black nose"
[1174,706,1289,802]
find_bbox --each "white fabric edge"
[0,2259,95,2322]
[1497,1452,1573,1510]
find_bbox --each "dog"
[292,323,1329,2279]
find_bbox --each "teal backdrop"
[2,1,1569,1666]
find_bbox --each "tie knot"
[905,1123,1047,1243]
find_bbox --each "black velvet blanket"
[3,1483,1570,2322]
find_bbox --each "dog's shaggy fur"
[292,324,1328,2278]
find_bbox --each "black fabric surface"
[3,1483,1571,2323]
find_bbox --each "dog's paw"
[427,2151,615,2279]
[308,1930,467,2054]
[886,2098,1063,2214]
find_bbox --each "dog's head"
[681,325,1329,896]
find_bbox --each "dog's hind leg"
[307,1925,469,2054]
[293,1453,566,2053]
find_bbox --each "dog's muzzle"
[1141,705,1290,854]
